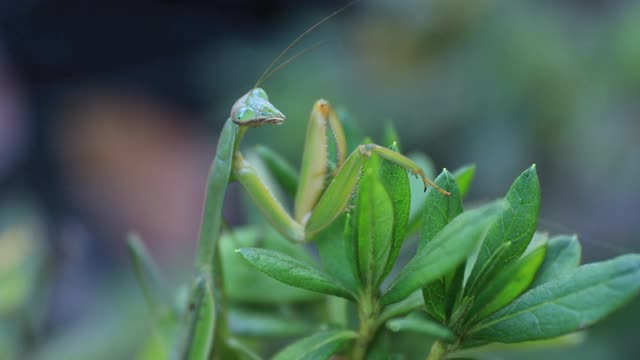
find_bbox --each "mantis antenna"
[253,0,362,88]
[258,39,334,85]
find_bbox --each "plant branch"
[352,290,381,360]
[426,340,448,360]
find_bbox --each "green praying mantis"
[196,3,452,266]
[185,3,449,357]
[222,89,451,244]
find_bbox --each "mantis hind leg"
[365,144,451,195]
[304,144,450,240]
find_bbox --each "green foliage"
[531,235,581,287]
[236,248,356,300]
[387,313,456,342]
[452,164,475,199]
[465,165,541,297]
[469,254,640,342]
[354,164,395,289]
[128,118,640,360]
[271,329,358,360]
[379,143,412,283]
[381,200,504,306]
[221,227,320,303]
[421,170,464,322]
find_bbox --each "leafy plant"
[128,113,640,359]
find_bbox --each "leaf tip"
[234,248,250,258]
[387,321,401,332]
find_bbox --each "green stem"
[352,291,380,360]
[426,341,448,360]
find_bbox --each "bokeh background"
[1,0,639,359]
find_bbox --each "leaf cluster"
[128,119,640,360]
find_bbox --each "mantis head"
[231,88,286,127]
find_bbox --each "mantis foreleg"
[187,119,238,359]
[295,100,347,222]
[234,152,305,242]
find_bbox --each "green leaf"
[466,165,540,294]
[449,296,475,331]
[343,213,360,289]
[222,227,320,304]
[378,291,424,325]
[254,145,299,197]
[383,122,401,150]
[422,279,447,323]
[531,235,581,287]
[354,166,394,288]
[0,214,45,315]
[326,296,349,327]
[471,244,547,322]
[387,313,456,342]
[236,248,355,300]
[464,241,513,298]
[226,338,263,360]
[379,143,412,283]
[272,329,358,360]
[420,170,464,322]
[453,333,584,356]
[316,214,359,294]
[126,233,175,323]
[419,170,464,250]
[228,308,312,337]
[381,200,505,305]
[469,254,640,342]
[452,164,476,199]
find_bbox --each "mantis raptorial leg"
[227,93,449,244]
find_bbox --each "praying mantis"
[218,89,450,244]
[195,1,451,268]
[186,3,449,358]
[191,86,451,359]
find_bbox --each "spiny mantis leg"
[234,152,305,243]
[371,144,451,194]
[305,144,451,239]
[235,145,356,243]
[294,100,348,223]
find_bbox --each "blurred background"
[0,0,639,359]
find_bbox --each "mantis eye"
[236,107,257,122]
[259,104,273,113]
[251,88,269,101]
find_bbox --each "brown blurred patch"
[52,89,216,265]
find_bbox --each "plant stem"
[352,318,374,360]
[353,290,380,360]
[426,340,448,360]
